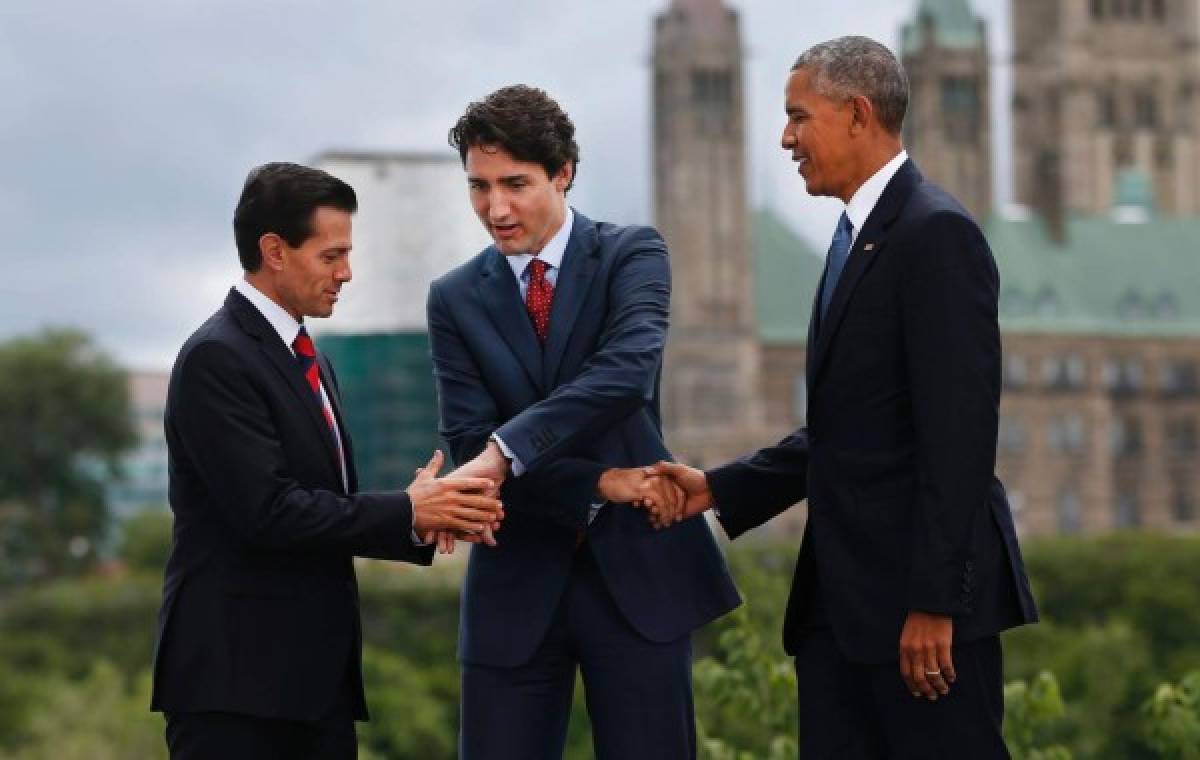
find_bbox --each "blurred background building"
[108,0,1200,539]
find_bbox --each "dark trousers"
[164,700,356,760]
[460,545,696,760]
[794,627,1009,760]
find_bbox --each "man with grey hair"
[646,35,1038,757]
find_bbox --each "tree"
[1143,671,1200,759]
[0,329,135,583]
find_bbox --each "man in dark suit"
[151,162,503,760]
[427,85,741,759]
[648,37,1039,758]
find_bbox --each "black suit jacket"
[151,288,434,722]
[707,161,1038,663]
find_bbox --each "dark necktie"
[292,326,339,444]
[525,258,554,343]
[820,212,855,320]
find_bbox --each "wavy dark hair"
[448,85,580,192]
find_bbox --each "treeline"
[2,515,1200,758]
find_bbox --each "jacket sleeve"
[900,210,1001,616]
[493,228,669,473]
[171,340,432,565]
[707,429,809,539]
[427,281,605,532]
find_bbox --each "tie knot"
[837,212,854,239]
[292,327,316,359]
[527,258,548,281]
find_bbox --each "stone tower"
[652,0,764,467]
[901,0,993,221]
[1012,0,1200,221]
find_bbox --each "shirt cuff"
[587,502,605,525]
[490,433,523,476]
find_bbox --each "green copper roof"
[752,207,824,344]
[900,0,985,55]
[987,212,1200,337]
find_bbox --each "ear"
[848,94,873,136]
[259,233,286,272]
[553,162,573,194]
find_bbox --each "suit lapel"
[808,160,921,384]
[317,354,356,492]
[226,290,345,481]
[543,212,600,389]
[478,249,545,393]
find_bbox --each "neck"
[839,138,904,203]
[243,272,301,322]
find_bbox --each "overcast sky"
[2,0,1008,369]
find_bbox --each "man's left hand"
[899,611,955,701]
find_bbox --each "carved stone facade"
[1012,0,1200,218]
[653,0,768,467]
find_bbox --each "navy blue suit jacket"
[707,161,1038,663]
[428,210,741,667]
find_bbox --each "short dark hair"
[232,162,357,272]
[448,85,580,192]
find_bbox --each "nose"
[338,261,352,283]
[781,124,795,151]
[488,190,512,223]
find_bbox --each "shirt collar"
[504,205,575,282]
[844,149,908,236]
[234,279,303,354]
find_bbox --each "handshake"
[406,443,716,554]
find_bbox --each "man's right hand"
[407,450,504,538]
[639,461,714,523]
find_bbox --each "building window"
[1130,0,1144,18]
[1057,486,1083,534]
[1115,488,1141,528]
[1163,360,1199,396]
[1097,90,1117,128]
[941,77,980,145]
[1048,414,1087,455]
[1135,91,1158,129]
[1110,416,1143,456]
[1174,481,1196,523]
[691,68,733,137]
[1152,0,1166,21]
[1004,354,1028,390]
[1092,0,1105,19]
[1104,357,1144,395]
[998,416,1028,455]
[1042,354,1086,390]
[1167,418,1198,456]
[1035,287,1062,317]
[1113,0,1126,17]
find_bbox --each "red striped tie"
[526,259,554,343]
[292,327,339,441]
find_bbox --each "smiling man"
[151,163,503,760]
[427,86,740,759]
[646,37,1039,758]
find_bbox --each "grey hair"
[792,36,909,135]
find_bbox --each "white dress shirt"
[234,279,348,491]
[843,149,909,246]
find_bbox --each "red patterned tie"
[292,327,339,442]
[525,258,554,343]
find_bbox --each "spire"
[901,0,984,54]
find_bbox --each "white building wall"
[312,152,490,333]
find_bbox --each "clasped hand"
[406,449,505,554]
[610,461,714,530]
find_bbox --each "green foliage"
[694,607,797,760]
[1143,671,1200,759]
[358,647,456,759]
[1004,671,1072,760]
[116,509,173,575]
[0,662,162,760]
[0,328,135,584]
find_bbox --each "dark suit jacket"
[428,210,741,668]
[151,288,434,722]
[707,161,1038,663]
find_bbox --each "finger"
[446,507,505,525]
[451,493,505,513]
[439,532,455,554]
[480,524,497,547]
[439,477,497,493]
[899,653,919,697]
[425,449,444,478]
[937,639,956,686]
[919,646,941,699]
